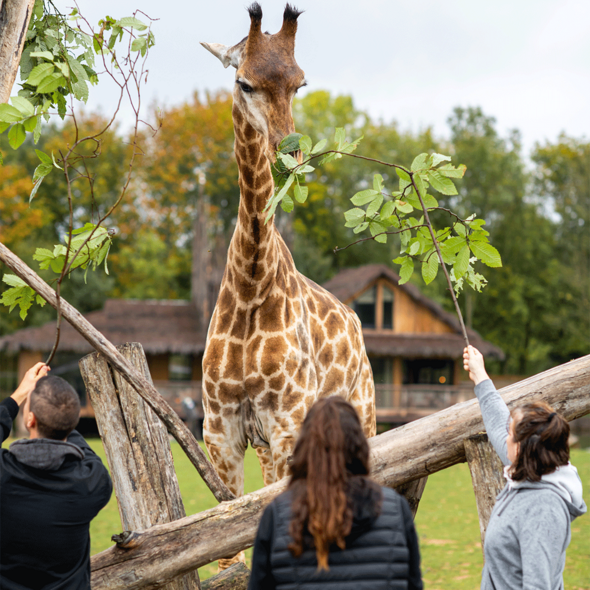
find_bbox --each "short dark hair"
[510,402,570,482]
[30,376,80,440]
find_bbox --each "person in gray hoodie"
[463,345,587,590]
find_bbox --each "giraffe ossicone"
[201,2,376,566]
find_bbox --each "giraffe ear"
[200,42,244,69]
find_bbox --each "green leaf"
[353,222,369,234]
[427,170,458,195]
[468,218,487,230]
[10,96,35,117]
[66,55,89,82]
[131,37,147,54]
[398,257,414,285]
[281,193,294,213]
[51,151,63,170]
[35,149,52,165]
[422,193,439,209]
[294,184,308,203]
[411,153,429,172]
[431,153,451,167]
[29,175,44,202]
[366,195,383,218]
[0,121,9,134]
[33,162,52,181]
[442,236,467,255]
[422,252,439,284]
[409,240,420,256]
[278,152,299,169]
[334,127,345,148]
[438,163,467,178]
[311,138,327,154]
[469,241,502,267]
[117,16,148,30]
[72,80,89,103]
[351,189,379,206]
[454,245,470,279]
[278,133,303,154]
[396,200,413,214]
[455,223,467,237]
[373,174,384,193]
[380,200,395,220]
[8,123,26,149]
[395,168,411,182]
[297,164,314,174]
[23,116,37,132]
[33,115,42,143]
[36,73,66,94]
[0,104,23,123]
[414,174,427,199]
[343,208,366,226]
[54,61,70,78]
[299,135,312,155]
[29,51,55,61]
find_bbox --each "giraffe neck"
[227,105,280,304]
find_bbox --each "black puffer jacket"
[248,481,423,590]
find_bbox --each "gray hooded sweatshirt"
[475,379,587,590]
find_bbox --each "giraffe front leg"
[203,410,247,570]
[255,447,275,486]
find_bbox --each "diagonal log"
[0,242,234,503]
[90,354,590,590]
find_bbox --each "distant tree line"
[1,90,588,375]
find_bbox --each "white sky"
[48,0,590,154]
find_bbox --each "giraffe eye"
[237,81,254,94]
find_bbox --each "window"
[169,354,193,381]
[369,356,393,384]
[382,286,394,330]
[354,286,376,329]
[403,359,454,385]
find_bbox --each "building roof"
[0,299,206,355]
[323,264,504,360]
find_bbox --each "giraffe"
[200,4,376,564]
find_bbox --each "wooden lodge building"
[0,264,503,432]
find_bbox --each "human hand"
[463,346,489,386]
[11,363,50,406]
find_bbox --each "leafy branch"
[271,130,503,346]
[1,4,158,363]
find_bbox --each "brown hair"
[30,376,80,440]
[287,396,380,570]
[510,402,569,482]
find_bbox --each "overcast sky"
[49,0,590,155]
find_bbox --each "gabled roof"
[0,299,206,355]
[323,264,504,359]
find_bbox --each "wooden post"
[464,433,505,548]
[394,476,428,517]
[80,343,201,590]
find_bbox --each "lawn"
[85,440,590,588]
[3,436,589,587]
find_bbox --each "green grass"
[3,437,589,587]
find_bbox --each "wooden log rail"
[0,242,234,503]
[90,355,590,590]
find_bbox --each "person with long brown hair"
[464,346,586,590]
[247,396,422,590]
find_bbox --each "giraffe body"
[201,5,376,543]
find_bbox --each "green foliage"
[273,132,501,296]
[0,1,155,182]
[1,223,113,320]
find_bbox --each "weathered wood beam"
[0,0,35,103]
[80,343,201,589]
[201,563,249,590]
[90,355,590,590]
[0,242,234,503]
[394,476,428,517]
[464,433,505,549]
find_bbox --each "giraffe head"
[201,3,306,161]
